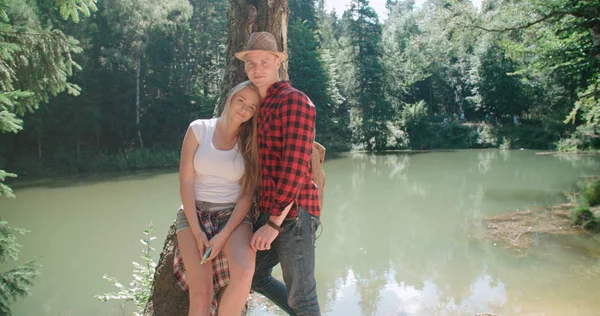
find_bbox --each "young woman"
[175,81,260,315]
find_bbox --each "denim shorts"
[176,200,252,234]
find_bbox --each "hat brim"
[235,50,288,62]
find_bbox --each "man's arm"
[269,90,316,221]
[250,91,315,251]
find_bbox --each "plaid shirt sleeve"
[270,91,316,216]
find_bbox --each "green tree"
[102,0,192,148]
[345,0,390,150]
[469,0,600,149]
[382,0,430,112]
[0,0,97,312]
[290,0,317,28]
[288,19,351,152]
[471,40,530,119]
[0,221,40,315]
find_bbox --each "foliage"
[583,179,600,207]
[3,0,600,178]
[569,179,600,233]
[498,125,561,150]
[556,125,600,152]
[473,0,600,150]
[0,221,41,315]
[288,18,351,153]
[471,40,530,118]
[0,169,15,198]
[571,205,594,226]
[96,223,157,315]
[399,100,428,148]
[560,76,600,151]
[476,123,498,147]
[341,0,390,150]
[0,1,95,313]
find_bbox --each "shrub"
[571,205,594,226]
[583,179,600,207]
[96,223,157,315]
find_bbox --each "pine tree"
[288,0,351,152]
[344,0,389,150]
[102,0,193,148]
[0,222,40,315]
[289,0,317,28]
[0,0,96,313]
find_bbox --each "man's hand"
[250,225,279,251]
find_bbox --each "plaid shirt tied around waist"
[258,81,320,218]
[173,203,249,316]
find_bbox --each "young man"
[235,32,321,315]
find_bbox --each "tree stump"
[143,222,189,316]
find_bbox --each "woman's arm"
[222,190,254,236]
[206,189,255,260]
[179,127,209,251]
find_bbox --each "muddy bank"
[472,203,599,252]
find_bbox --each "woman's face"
[230,87,259,124]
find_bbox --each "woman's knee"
[188,283,213,304]
[229,253,255,281]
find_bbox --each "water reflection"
[2,150,600,315]
[316,150,600,315]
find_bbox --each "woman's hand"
[193,230,210,255]
[206,232,229,261]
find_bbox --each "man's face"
[244,51,280,89]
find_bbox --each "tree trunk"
[136,55,145,148]
[214,0,289,116]
[76,128,80,162]
[37,133,42,162]
[6,133,17,172]
[143,222,190,316]
[590,23,600,64]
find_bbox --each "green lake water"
[1,149,599,315]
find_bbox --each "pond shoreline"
[474,202,600,255]
[7,149,600,188]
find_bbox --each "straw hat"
[235,32,288,62]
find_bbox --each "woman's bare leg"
[177,228,214,316]
[219,223,255,314]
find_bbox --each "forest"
[1,0,599,181]
[0,0,599,314]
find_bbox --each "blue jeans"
[251,207,321,315]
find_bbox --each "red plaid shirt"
[257,81,320,218]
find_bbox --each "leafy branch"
[96,223,157,316]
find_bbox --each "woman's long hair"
[221,80,260,200]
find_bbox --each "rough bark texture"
[214,0,289,116]
[143,222,189,316]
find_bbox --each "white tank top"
[189,118,244,203]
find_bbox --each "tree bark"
[76,128,80,162]
[136,55,145,148]
[214,0,289,116]
[143,222,190,316]
[590,23,600,64]
[37,133,42,161]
